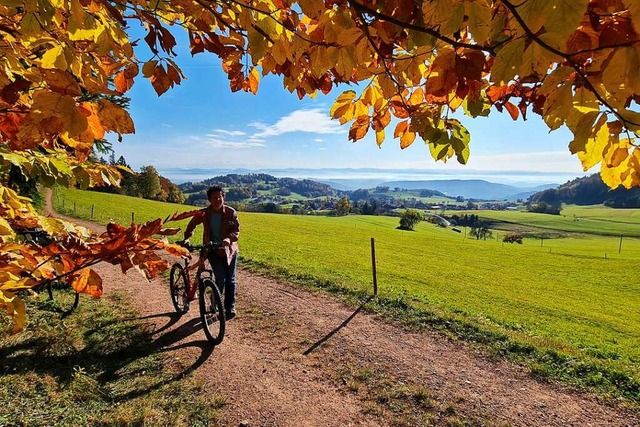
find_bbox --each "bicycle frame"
[170,242,227,344]
[180,250,214,301]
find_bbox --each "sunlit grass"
[53,187,640,402]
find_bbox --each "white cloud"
[161,123,173,128]
[210,129,247,137]
[189,135,265,149]
[251,108,344,137]
[314,138,324,142]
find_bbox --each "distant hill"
[380,179,557,200]
[529,174,640,207]
[179,173,337,206]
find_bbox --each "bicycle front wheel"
[198,278,225,345]
[46,280,79,317]
[170,263,190,313]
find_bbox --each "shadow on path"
[303,296,373,356]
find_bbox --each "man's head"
[207,185,225,211]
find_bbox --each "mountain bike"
[18,227,80,317]
[169,242,226,345]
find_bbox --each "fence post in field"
[62,198,65,209]
[619,235,623,254]
[370,237,378,296]
[73,202,76,214]
[91,204,94,220]
[131,212,135,223]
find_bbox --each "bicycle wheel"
[198,278,225,345]
[46,280,80,317]
[170,263,190,313]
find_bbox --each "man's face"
[209,191,224,210]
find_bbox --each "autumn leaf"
[69,268,103,297]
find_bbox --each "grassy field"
[0,288,224,426]
[52,187,640,403]
[455,205,640,237]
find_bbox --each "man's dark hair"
[207,185,225,199]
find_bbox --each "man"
[183,185,240,319]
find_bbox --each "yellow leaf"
[299,0,325,19]
[40,45,67,69]
[40,69,82,96]
[330,90,356,119]
[400,130,416,149]
[602,47,640,101]
[0,290,27,334]
[490,38,525,85]
[422,0,464,36]
[577,115,610,170]
[0,217,13,236]
[32,90,88,137]
[376,129,385,147]
[519,0,588,39]
[97,99,135,134]
[464,0,492,45]
[604,138,630,168]
[337,27,363,46]
[249,67,260,95]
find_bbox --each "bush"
[503,233,523,244]
[398,209,423,231]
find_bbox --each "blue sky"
[109,24,591,185]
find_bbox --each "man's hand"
[222,238,231,247]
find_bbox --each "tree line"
[528,174,640,210]
[94,154,185,204]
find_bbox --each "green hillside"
[53,187,640,402]
[454,205,640,238]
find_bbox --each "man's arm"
[183,211,204,241]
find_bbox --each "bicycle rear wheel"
[46,280,79,317]
[170,263,190,313]
[199,278,225,345]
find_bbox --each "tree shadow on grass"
[302,296,373,356]
[0,305,218,405]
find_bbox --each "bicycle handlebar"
[178,241,225,252]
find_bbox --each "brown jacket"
[184,205,239,264]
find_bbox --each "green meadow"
[53,187,640,402]
[457,205,640,237]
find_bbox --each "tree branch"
[501,0,640,128]
[348,1,496,55]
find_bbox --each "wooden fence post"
[619,235,623,254]
[371,237,378,296]
[131,212,135,223]
[90,204,94,220]
[73,202,76,214]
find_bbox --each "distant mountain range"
[319,178,557,200]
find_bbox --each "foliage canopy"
[3,0,640,331]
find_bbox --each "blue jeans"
[208,252,237,312]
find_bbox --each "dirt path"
[46,191,640,426]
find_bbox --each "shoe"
[225,309,236,320]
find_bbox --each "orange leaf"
[166,209,201,223]
[348,116,370,142]
[504,101,520,121]
[248,67,260,95]
[400,130,416,149]
[394,120,409,138]
[70,268,103,298]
